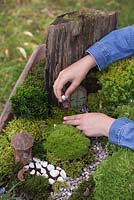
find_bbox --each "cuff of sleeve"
[86,42,112,71]
[109,117,131,145]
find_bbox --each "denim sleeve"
[109,118,134,150]
[86,25,134,70]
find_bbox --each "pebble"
[60,170,66,179]
[49,178,55,185]
[50,169,59,178]
[33,157,41,163]
[47,164,55,171]
[35,162,42,169]
[41,168,46,174]
[30,169,35,175]
[42,173,48,178]
[62,95,66,101]
[57,176,64,182]
[29,162,34,168]
[41,161,48,167]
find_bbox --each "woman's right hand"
[53,55,96,102]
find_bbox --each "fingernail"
[63,117,67,120]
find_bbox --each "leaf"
[17,47,27,59]
[23,31,33,37]
[5,48,10,58]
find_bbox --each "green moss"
[18,173,51,200]
[63,161,84,178]
[98,59,134,116]
[93,149,134,200]
[69,176,95,200]
[24,60,45,88]
[11,85,49,119]
[106,142,124,156]
[87,93,101,112]
[45,125,90,161]
[113,103,134,119]
[52,181,68,194]
[0,135,14,178]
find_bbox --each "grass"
[0,0,134,113]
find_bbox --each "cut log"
[0,44,46,133]
[45,10,119,105]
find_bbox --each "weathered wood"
[0,44,46,133]
[45,10,119,105]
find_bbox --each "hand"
[63,113,115,137]
[53,55,96,102]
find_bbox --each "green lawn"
[0,0,134,113]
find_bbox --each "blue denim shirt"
[86,25,134,149]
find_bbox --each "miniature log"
[45,10,119,105]
[0,44,46,133]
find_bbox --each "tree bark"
[45,10,119,105]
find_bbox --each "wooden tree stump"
[45,10,119,105]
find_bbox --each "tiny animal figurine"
[11,131,34,181]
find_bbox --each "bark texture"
[45,10,119,105]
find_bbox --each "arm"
[54,25,134,101]
[109,118,134,150]
[86,25,134,70]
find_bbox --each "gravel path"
[52,139,107,200]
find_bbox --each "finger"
[63,114,82,121]
[65,81,79,97]
[53,78,69,102]
[63,119,80,126]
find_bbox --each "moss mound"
[45,125,90,161]
[18,174,51,200]
[98,59,134,116]
[0,135,14,178]
[93,149,134,200]
[11,85,49,119]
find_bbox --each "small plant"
[45,125,90,161]
[69,176,95,200]
[11,85,49,119]
[17,173,51,200]
[93,149,134,200]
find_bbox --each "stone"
[42,173,48,178]
[41,161,48,167]
[47,164,55,171]
[35,162,42,169]
[49,178,55,185]
[30,170,35,175]
[41,168,46,174]
[24,165,29,171]
[36,171,41,176]
[60,170,66,179]
[29,162,34,168]
[56,166,62,171]
[57,176,64,182]
[83,187,90,197]
[50,169,59,178]
[62,95,67,101]
[33,157,41,162]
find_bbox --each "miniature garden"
[1,1,134,200]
